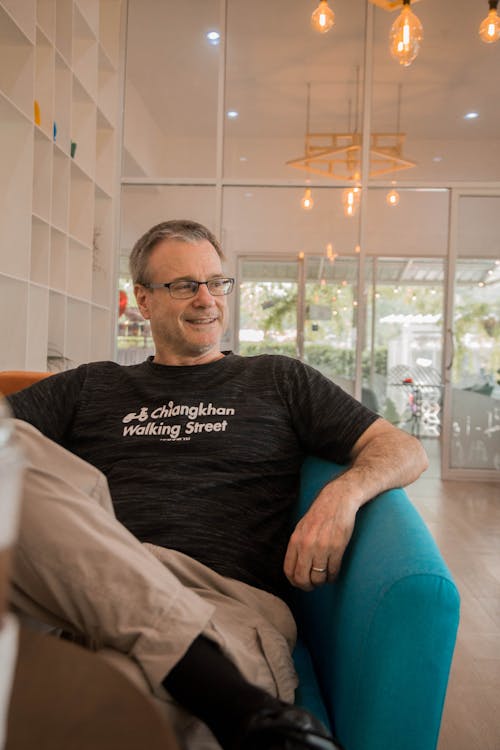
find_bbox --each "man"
[8,220,428,750]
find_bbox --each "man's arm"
[283,418,428,591]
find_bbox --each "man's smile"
[185,316,219,326]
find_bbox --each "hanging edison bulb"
[311,0,335,34]
[301,187,314,210]
[390,0,423,67]
[342,186,360,218]
[326,242,337,262]
[479,1,500,43]
[386,185,400,206]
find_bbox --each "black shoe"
[241,702,342,749]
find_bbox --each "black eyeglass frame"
[142,277,235,299]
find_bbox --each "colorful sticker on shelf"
[34,100,41,126]
[53,122,57,141]
[70,141,77,158]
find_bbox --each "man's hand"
[284,418,428,591]
[283,480,359,591]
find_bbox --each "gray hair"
[129,220,223,285]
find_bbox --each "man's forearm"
[330,420,428,511]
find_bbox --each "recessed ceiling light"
[432,156,443,162]
[227,110,239,119]
[206,31,220,45]
[239,156,248,162]
[464,111,479,119]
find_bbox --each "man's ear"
[134,284,151,320]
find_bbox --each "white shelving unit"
[0,0,123,371]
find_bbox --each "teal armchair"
[292,457,460,750]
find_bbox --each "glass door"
[237,257,299,357]
[237,255,361,392]
[365,257,445,435]
[302,255,359,396]
[442,193,500,480]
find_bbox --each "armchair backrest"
[0,371,52,397]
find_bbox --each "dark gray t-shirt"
[8,354,377,600]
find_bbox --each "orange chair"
[0,371,52,396]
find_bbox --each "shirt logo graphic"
[120,401,235,442]
[122,407,149,424]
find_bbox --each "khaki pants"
[10,421,298,749]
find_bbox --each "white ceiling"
[124,0,500,150]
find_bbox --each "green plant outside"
[239,342,388,380]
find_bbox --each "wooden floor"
[407,438,500,750]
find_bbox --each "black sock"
[162,634,280,749]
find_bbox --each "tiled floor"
[407,439,500,750]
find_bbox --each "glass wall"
[238,258,299,357]
[237,254,360,385]
[371,2,500,183]
[365,257,445,436]
[443,194,500,475]
[120,0,500,477]
[303,256,359,388]
[123,0,219,178]
[224,0,366,181]
[449,259,500,470]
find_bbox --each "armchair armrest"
[293,457,460,750]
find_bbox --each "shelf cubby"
[72,2,97,99]
[30,216,50,285]
[0,276,29,370]
[95,112,114,195]
[97,44,117,125]
[75,0,99,38]
[65,297,91,364]
[91,304,110,361]
[49,226,67,291]
[0,5,35,117]
[0,96,33,279]
[35,26,54,137]
[69,161,94,245]
[54,51,71,151]
[99,0,120,68]
[37,0,56,43]
[71,75,96,176]
[33,127,53,221]
[48,289,66,360]
[67,237,92,299]
[93,189,112,306]
[51,144,70,231]
[1,0,35,42]
[55,0,72,64]
[26,283,49,369]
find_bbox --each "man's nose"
[192,282,215,304]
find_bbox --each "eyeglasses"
[143,277,235,299]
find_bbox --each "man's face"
[134,239,229,366]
